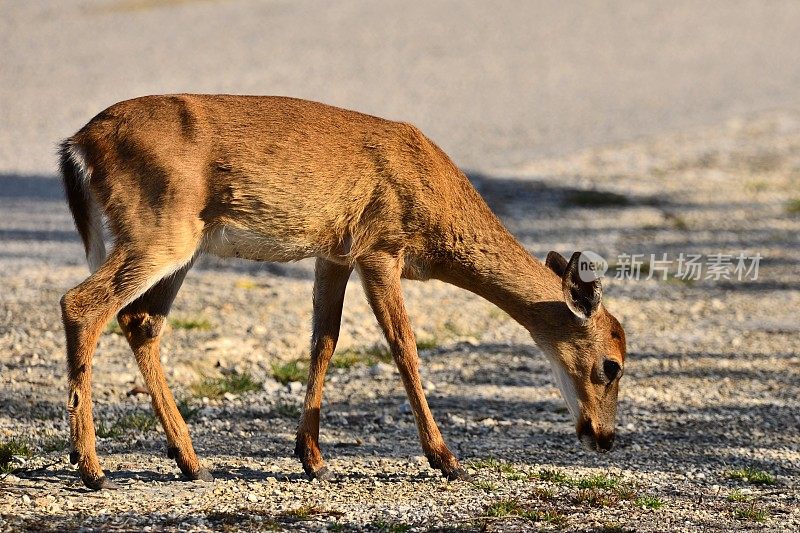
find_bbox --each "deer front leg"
[357,253,469,481]
[296,259,352,480]
[117,265,212,482]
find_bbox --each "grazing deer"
[59,95,626,490]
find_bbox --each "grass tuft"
[331,345,394,370]
[0,438,33,473]
[635,495,664,509]
[786,198,800,215]
[727,489,749,502]
[485,499,524,517]
[283,504,323,520]
[96,410,158,438]
[725,467,776,485]
[271,360,307,384]
[273,401,301,419]
[733,502,768,522]
[534,468,572,484]
[177,398,202,421]
[574,489,613,507]
[484,499,563,524]
[169,315,212,331]
[40,436,70,453]
[577,473,620,489]
[415,337,440,351]
[192,371,263,398]
[372,521,412,533]
[472,480,498,493]
[467,457,517,475]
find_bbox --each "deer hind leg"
[357,253,469,481]
[116,261,212,482]
[62,248,196,490]
[295,258,352,480]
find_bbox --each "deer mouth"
[577,419,615,453]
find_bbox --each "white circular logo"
[578,250,608,282]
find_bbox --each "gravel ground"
[2,2,800,531]
[1,111,799,531]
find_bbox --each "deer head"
[534,251,627,453]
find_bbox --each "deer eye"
[602,359,622,382]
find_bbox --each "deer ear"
[563,251,603,322]
[545,251,568,278]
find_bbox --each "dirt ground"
[1,110,799,532]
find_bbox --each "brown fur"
[59,94,626,489]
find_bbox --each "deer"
[58,94,626,490]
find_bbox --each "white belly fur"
[201,225,314,263]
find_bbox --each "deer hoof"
[185,467,214,482]
[82,474,120,491]
[443,467,471,482]
[309,466,333,481]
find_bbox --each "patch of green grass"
[271,360,308,384]
[725,467,776,485]
[635,495,664,509]
[534,468,572,484]
[786,198,800,216]
[670,216,689,230]
[330,345,393,370]
[598,524,627,533]
[115,412,158,432]
[727,489,749,502]
[283,504,322,520]
[415,337,439,351]
[273,401,301,419]
[327,523,345,532]
[467,457,517,475]
[177,398,202,422]
[372,521,412,533]
[613,485,639,501]
[576,473,620,489]
[472,480,498,493]
[485,499,525,517]
[96,411,158,438]
[563,189,630,208]
[733,502,768,522]
[104,319,124,336]
[506,472,527,481]
[95,420,123,439]
[531,487,554,500]
[0,438,33,473]
[169,315,212,331]
[192,371,263,398]
[745,180,769,193]
[484,500,563,524]
[205,510,281,531]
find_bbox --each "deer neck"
[431,219,564,333]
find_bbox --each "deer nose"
[596,431,615,452]
[577,419,616,453]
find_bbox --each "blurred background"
[3,0,800,174]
